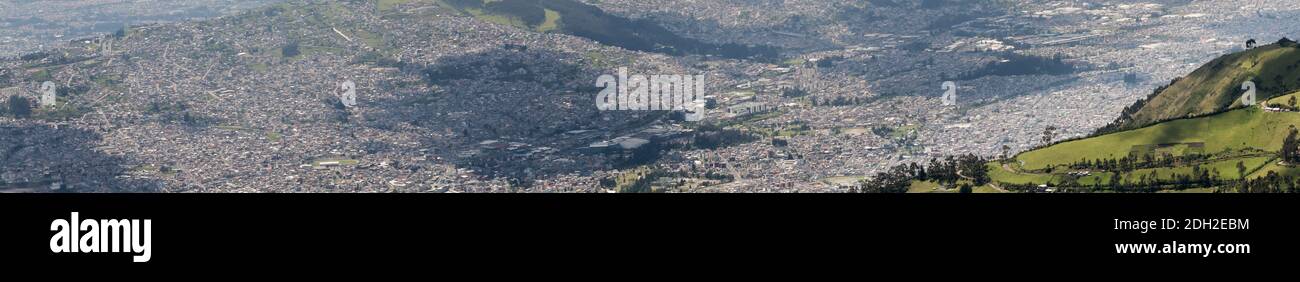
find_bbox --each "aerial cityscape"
[2,0,1299,193]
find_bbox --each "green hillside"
[1116,41,1300,130]
[980,41,1300,192]
[993,105,1300,192]
[1018,107,1293,171]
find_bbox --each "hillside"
[1109,40,1300,131]
[1018,107,1295,171]
[0,0,712,192]
[993,105,1300,192]
[427,0,780,60]
[980,41,1300,193]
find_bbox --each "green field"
[982,43,1300,192]
[1123,156,1273,181]
[1247,160,1300,179]
[993,105,1300,191]
[1266,90,1300,107]
[907,180,942,193]
[537,8,561,32]
[1018,108,1298,171]
[988,163,1055,185]
[907,180,1005,193]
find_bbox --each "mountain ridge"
[1099,38,1300,134]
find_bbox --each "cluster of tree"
[770,137,789,147]
[1280,127,1300,164]
[0,69,11,87]
[691,128,758,150]
[146,101,204,126]
[870,126,895,138]
[1107,166,1222,191]
[1278,37,1298,48]
[281,41,301,58]
[621,141,665,168]
[920,155,990,185]
[112,26,128,38]
[1040,126,1057,145]
[4,96,33,118]
[854,154,990,193]
[958,53,1075,80]
[599,166,735,193]
[1123,73,1141,85]
[814,56,842,68]
[781,87,809,98]
[1061,153,1212,173]
[1234,171,1300,193]
[854,164,913,193]
[1007,165,1225,192]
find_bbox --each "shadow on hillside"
[359,47,660,183]
[0,123,160,192]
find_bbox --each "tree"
[1236,161,1247,179]
[781,87,809,98]
[1041,126,1057,145]
[1123,73,1140,84]
[1000,145,1011,161]
[112,25,128,38]
[1278,37,1297,46]
[7,96,32,118]
[857,165,914,193]
[1108,172,1122,188]
[281,41,301,58]
[1282,127,1300,163]
[1289,96,1296,109]
[958,183,973,193]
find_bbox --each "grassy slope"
[1265,90,1300,106]
[988,163,1055,185]
[907,180,1004,193]
[1129,44,1300,127]
[988,44,1300,191]
[1125,156,1273,181]
[1247,160,1300,178]
[1018,107,1298,171]
[992,106,1299,191]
